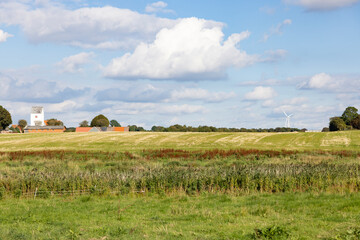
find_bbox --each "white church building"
[30,106,45,126]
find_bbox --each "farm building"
[76,127,129,132]
[24,106,66,133]
[24,126,66,133]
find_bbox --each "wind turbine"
[283,110,293,128]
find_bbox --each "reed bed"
[1,149,360,198]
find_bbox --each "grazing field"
[0,131,359,152]
[1,131,360,239]
[1,193,360,239]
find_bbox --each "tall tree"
[342,106,358,125]
[90,114,109,127]
[0,106,12,130]
[110,120,121,127]
[18,119,27,132]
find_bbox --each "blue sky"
[0,0,359,129]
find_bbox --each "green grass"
[1,150,360,197]
[1,193,360,239]
[1,132,360,239]
[0,131,360,152]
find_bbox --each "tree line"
[2,104,359,133]
[150,125,303,132]
[326,106,360,131]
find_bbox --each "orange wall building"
[75,127,129,132]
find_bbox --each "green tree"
[129,125,145,131]
[18,119,27,131]
[151,126,166,132]
[0,106,12,130]
[341,106,358,125]
[46,118,64,126]
[90,114,109,127]
[79,120,89,127]
[329,117,346,131]
[351,115,360,130]
[110,120,121,127]
[321,127,330,132]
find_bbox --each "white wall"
[30,109,45,126]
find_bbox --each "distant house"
[24,126,65,133]
[75,127,129,132]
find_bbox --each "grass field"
[1,131,360,239]
[0,131,360,152]
[1,193,360,239]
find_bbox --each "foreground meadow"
[1,193,360,239]
[1,131,360,239]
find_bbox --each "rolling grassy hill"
[0,131,359,152]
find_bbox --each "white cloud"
[244,86,277,100]
[308,73,333,89]
[57,52,94,73]
[46,100,78,113]
[0,29,13,42]
[0,72,88,103]
[263,19,292,42]
[0,1,177,49]
[104,17,258,80]
[112,103,205,115]
[170,88,236,102]
[145,1,174,14]
[284,0,359,11]
[298,73,360,92]
[262,99,276,107]
[96,84,235,103]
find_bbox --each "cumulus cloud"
[244,86,277,100]
[0,29,13,42]
[263,19,292,42]
[57,52,95,73]
[298,73,360,92]
[145,1,174,14]
[0,1,176,49]
[95,84,235,103]
[0,73,89,103]
[283,0,359,11]
[104,17,258,80]
[308,73,333,89]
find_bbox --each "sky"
[0,0,359,130]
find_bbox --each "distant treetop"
[91,114,109,127]
[110,120,121,127]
